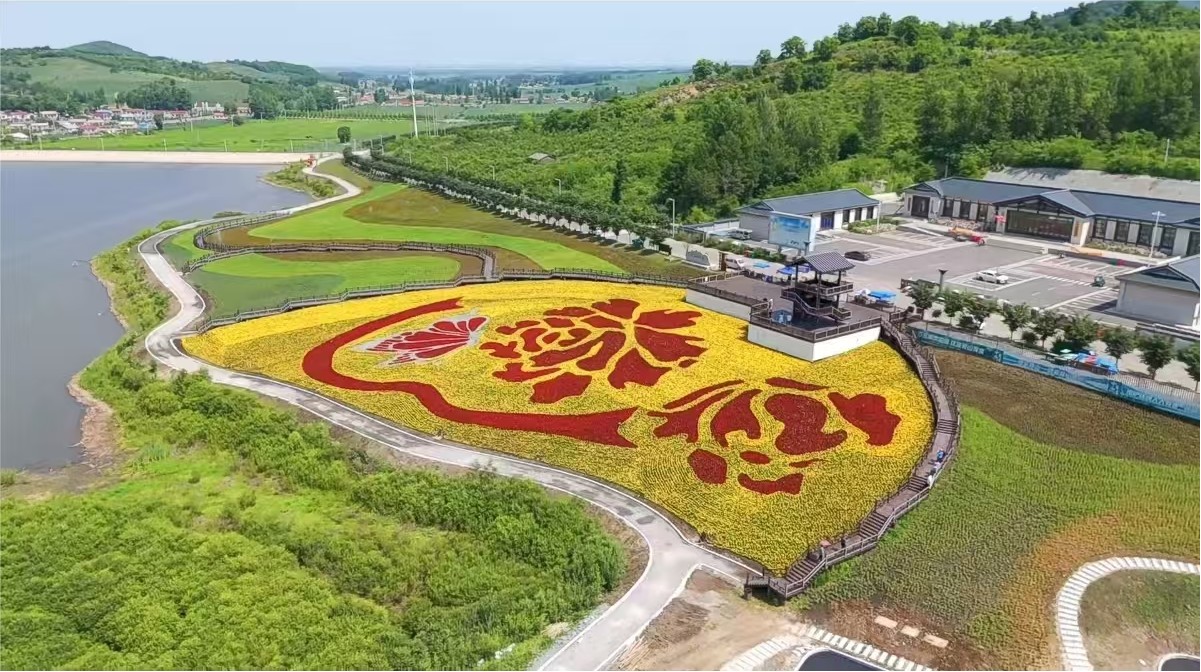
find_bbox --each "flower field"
[183,281,934,570]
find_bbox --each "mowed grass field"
[37,118,414,152]
[804,353,1200,670]
[191,251,468,314]
[8,56,249,102]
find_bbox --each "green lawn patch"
[1080,571,1200,670]
[193,253,462,314]
[936,351,1198,465]
[162,229,207,268]
[249,184,623,273]
[339,186,705,278]
[34,118,413,153]
[804,406,1199,669]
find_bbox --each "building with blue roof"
[1114,255,1200,329]
[902,177,1200,256]
[737,188,881,244]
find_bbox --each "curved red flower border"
[301,298,637,447]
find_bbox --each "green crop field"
[8,56,248,101]
[282,101,594,121]
[804,354,1200,670]
[36,118,413,152]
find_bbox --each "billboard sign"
[768,213,816,252]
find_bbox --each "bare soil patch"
[615,569,795,671]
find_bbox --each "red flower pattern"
[651,378,901,496]
[359,312,488,365]
[480,298,705,403]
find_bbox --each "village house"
[38,110,60,121]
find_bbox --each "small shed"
[527,152,556,164]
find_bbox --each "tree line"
[906,283,1200,385]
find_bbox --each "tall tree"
[1138,335,1175,380]
[1176,342,1200,389]
[779,36,806,60]
[1030,311,1064,349]
[610,158,627,204]
[999,303,1034,340]
[1100,326,1137,360]
[908,284,938,318]
[858,86,886,152]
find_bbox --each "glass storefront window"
[1114,221,1130,242]
[958,200,972,218]
[1158,226,1177,252]
[1136,223,1153,247]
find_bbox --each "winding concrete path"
[137,156,750,671]
[1056,556,1200,672]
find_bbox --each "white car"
[975,270,1010,284]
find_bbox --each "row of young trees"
[908,284,1200,383]
[352,148,672,248]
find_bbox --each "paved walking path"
[720,624,931,672]
[137,155,749,671]
[3,149,318,164]
[1056,556,1200,671]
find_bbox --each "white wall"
[747,323,881,361]
[1116,281,1201,328]
[738,212,772,240]
[811,326,882,360]
[685,290,752,321]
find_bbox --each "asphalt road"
[138,156,749,671]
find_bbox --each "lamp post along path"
[1150,210,1166,260]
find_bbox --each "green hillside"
[65,40,148,57]
[7,56,249,103]
[385,1,1200,224]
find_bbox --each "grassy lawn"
[246,184,624,272]
[338,186,706,278]
[193,252,464,314]
[803,365,1199,669]
[35,118,413,152]
[162,229,207,268]
[936,351,1197,465]
[1080,571,1200,670]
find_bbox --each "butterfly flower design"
[359,311,488,365]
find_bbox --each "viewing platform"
[685,251,905,360]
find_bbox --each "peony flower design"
[479,298,706,403]
[359,312,488,365]
[650,378,901,495]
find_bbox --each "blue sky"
[2,1,1069,69]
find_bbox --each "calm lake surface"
[1,162,310,469]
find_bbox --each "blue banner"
[913,329,1200,422]
[769,214,815,251]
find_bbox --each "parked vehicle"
[975,270,1010,284]
[844,250,871,261]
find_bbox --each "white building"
[737,188,881,240]
[1114,256,1200,330]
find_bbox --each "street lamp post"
[444,156,449,173]
[492,165,497,181]
[1150,210,1165,260]
[666,198,676,232]
[556,179,563,195]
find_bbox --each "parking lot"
[812,229,972,265]
[841,240,1141,314]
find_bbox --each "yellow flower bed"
[185,281,934,571]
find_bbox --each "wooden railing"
[745,319,962,601]
[183,240,498,274]
[189,269,688,332]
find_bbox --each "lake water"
[0,162,310,469]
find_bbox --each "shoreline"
[1,149,327,164]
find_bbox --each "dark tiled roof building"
[902,177,1200,257]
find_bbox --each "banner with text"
[768,213,816,253]
[913,328,1200,422]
